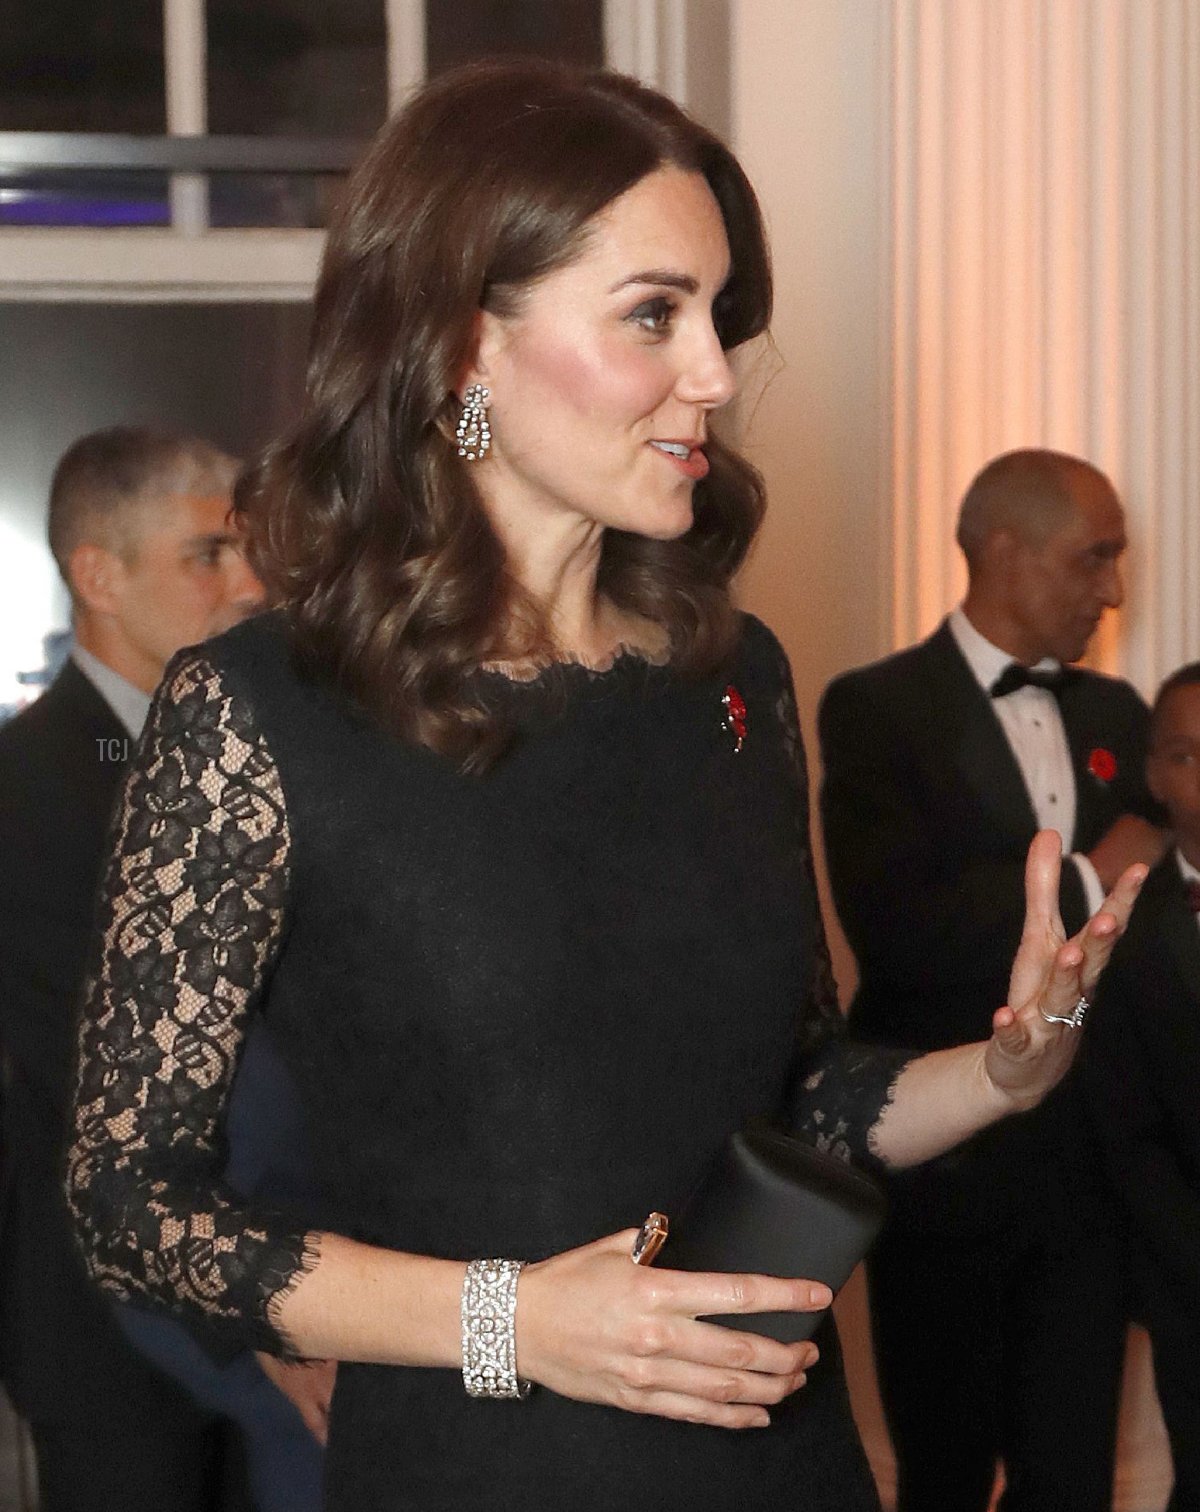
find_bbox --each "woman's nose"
[676,327,737,410]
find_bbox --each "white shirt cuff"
[1070,853,1106,915]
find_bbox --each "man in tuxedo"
[1086,664,1200,1512]
[0,427,324,1511]
[818,449,1168,1512]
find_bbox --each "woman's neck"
[493,587,665,676]
[484,499,662,669]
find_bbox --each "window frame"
[0,0,721,302]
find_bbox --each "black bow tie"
[990,663,1077,700]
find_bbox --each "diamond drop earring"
[455,384,492,461]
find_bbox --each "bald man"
[818,451,1167,1512]
[0,427,312,1512]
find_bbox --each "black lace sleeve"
[65,651,316,1355]
[764,629,913,1170]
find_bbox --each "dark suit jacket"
[1085,853,1200,1332]
[0,661,317,1426]
[0,661,153,1419]
[818,620,1159,1234]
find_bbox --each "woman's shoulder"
[152,610,317,756]
[199,608,292,676]
[161,610,299,703]
[732,612,793,691]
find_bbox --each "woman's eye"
[628,297,675,334]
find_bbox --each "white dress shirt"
[949,608,1105,912]
[71,644,152,740]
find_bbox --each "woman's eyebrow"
[607,269,700,295]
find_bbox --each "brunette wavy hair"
[237,59,772,770]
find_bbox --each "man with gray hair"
[0,426,286,1510]
[819,449,1167,1512]
[45,425,256,703]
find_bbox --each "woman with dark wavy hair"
[66,60,1143,1512]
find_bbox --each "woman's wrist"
[461,1258,531,1399]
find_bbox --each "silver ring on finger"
[1039,994,1089,1030]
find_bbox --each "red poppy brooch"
[722,684,747,753]
[1087,747,1117,783]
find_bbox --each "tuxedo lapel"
[1058,678,1115,843]
[920,624,1039,841]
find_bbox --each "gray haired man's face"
[107,490,265,684]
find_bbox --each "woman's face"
[469,166,737,546]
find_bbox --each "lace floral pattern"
[65,653,314,1354]
[765,634,911,1169]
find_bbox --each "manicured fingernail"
[809,1285,832,1307]
[754,1412,771,1427]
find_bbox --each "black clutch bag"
[661,1125,887,1342]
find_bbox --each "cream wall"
[731,0,893,727]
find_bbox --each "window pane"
[208,173,346,229]
[0,1,164,132]
[0,301,309,722]
[426,0,604,75]
[0,173,170,228]
[207,0,387,137]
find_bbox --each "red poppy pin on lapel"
[722,685,747,753]
[1087,747,1117,782]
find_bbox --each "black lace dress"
[67,612,909,1512]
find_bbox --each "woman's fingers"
[1022,860,1148,1025]
[1075,862,1148,994]
[1007,831,1066,1012]
[613,1321,817,1423]
[658,1269,832,1322]
[621,1354,809,1410]
[624,1390,774,1430]
[588,1232,832,1323]
[1010,851,1148,1023]
[1027,937,1086,1024]
[678,1317,819,1376]
[990,848,1148,1112]
[1022,829,1065,939]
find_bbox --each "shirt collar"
[948,607,1061,695]
[71,645,152,739]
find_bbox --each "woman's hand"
[515,1228,829,1428]
[984,829,1147,1112]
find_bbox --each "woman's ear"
[456,308,507,399]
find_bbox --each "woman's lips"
[649,440,710,481]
